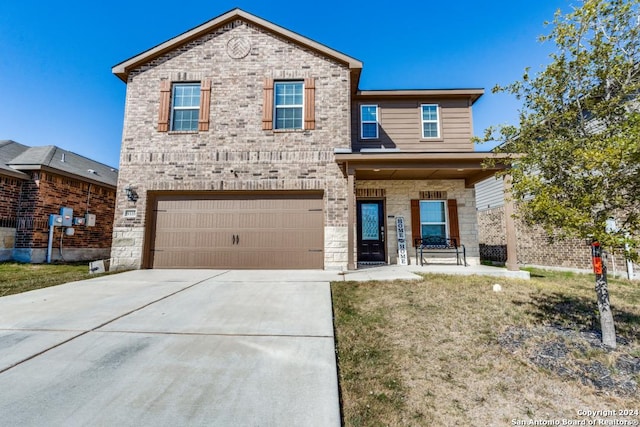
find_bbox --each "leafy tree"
[482,0,640,348]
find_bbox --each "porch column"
[347,166,356,270]
[504,174,519,271]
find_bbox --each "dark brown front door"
[357,200,385,263]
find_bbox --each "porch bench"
[414,237,467,266]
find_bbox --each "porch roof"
[334,151,512,188]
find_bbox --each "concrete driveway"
[0,270,343,426]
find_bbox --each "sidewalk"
[337,263,531,281]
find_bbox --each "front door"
[357,200,385,263]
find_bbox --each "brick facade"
[0,175,22,261]
[9,171,116,263]
[0,175,22,220]
[111,20,351,269]
[478,205,635,275]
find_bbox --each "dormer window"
[360,105,378,139]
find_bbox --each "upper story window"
[158,79,210,132]
[274,81,303,130]
[421,104,440,138]
[171,83,201,131]
[262,78,315,131]
[360,105,379,139]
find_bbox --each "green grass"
[332,269,640,426]
[0,262,99,297]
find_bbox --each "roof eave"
[7,164,117,188]
[112,8,363,83]
[334,151,512,163]
[0,168,29,180]
[355,89,484,104]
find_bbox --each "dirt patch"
[499,325,640,396]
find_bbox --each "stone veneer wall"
[356,179,479,265]
[478,205,636,275]
[0,227,15,261]
[111,20,351,270]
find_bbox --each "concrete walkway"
[0,270,340,426]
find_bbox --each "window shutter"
[447,199,460,245]
[158,80,171,132]
[262,78,274,130]
[304,78,315,130]
[198,79,211,131]
[410,199,420,244]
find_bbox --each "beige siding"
[351,98,474,152]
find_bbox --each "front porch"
[335,151,520,272]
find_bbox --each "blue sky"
[0,0,570,168]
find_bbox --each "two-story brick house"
[110,8,511,270]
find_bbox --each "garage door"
[148,193,324,269]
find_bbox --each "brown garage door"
[148,192,324,269]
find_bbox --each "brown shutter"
[410,199,420,245]
[262,78,274,130]
[447,199,460,245]
[158,80,171,132]
[198,79,211,131]
[304,78,315,130]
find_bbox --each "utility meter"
[60,207,73,227]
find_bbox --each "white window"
[274,81,303,129]
[421,104,440,138]
[171,83,200,131]
[419,200,447,239]
[360,105,378,139]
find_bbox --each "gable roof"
[2,141,118,187]
[112,8,363,85]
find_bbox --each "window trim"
[360,104,379,140]
[273,80,304,130]
[419,200,448,239]
[170,82,201,132]
[421,104,441,139]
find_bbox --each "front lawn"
[332,270,640,426]
[0,262,97,297]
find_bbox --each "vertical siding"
[351,98,474,152]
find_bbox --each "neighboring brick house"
[0,140,118,263]
[110,8,513,271]
[476,176,637,277]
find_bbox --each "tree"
[482,0,640,348]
